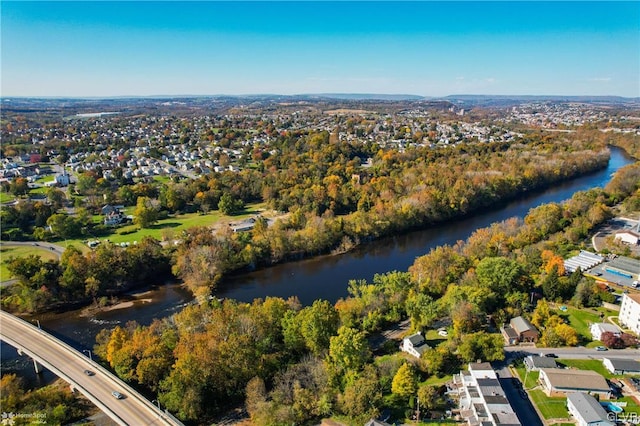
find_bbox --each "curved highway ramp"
[0,310,183,426]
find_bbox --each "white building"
[615,230,640,246]
[566,392,615,426]
[454,362,521,426]
[619,293,640,335]
[590,323,622,341]
[400,332,429,358]
[54,172,71,186]
[602,358,640,375]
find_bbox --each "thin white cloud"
[587,77,612,82]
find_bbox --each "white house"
[455,362,521,426]
[603,358,640,375]
[400,332,429,358]
[615,230,640,246]
[538,368,610,398]
[590,323,622,341]
[54,172,71,186]
[619,293,640,335]
[566,392,615,426]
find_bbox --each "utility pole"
[415,396,420,424]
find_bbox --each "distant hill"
[440,94,640,106]
[309,93,427,101]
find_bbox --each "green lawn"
[529,389,569,419]
[422,374,453,387]
[0,191,15,203]
[514,366,539,389]
[0,245,60,281]
[557,359,613,379]
[34,175,54,185]
[152,175,172,185]
[64,202,268,246]
[555,305,617,342]
[615,396,640,416]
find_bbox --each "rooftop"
[541,368,609,392]
[567,392,612,425]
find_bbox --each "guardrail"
[0,310,184,426]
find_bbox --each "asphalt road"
[0,310,179,426]
[505,346,640,360]
[0,240,65,257]
[492,361,543,426]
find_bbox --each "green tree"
[46,213,81,239]
[457,332,505,363]
[340,364,382,420]
[417,384,440,412]
[572,280,601,307]
[46,187,66,209]
[476,256,528,294]
[328,326,370,374]
[134,196,159,228]
[424,346,459,377]
[391,363,417,402]
[299,300,339,355]
[9,177,29,196]
[405,290,439,330]
[218,192,244,215]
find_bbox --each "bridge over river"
[0,310,183,426]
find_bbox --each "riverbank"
[1,145,635,406]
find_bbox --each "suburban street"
[0,310,180,426]
[505,346,640,360]
[0,241,65,257]
[492,361,543,426]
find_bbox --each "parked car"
[595,346,608,351]
[111,391,124,399]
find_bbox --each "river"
[1,145,635,387]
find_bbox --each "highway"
[0,310,183,426]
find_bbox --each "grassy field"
[554,305,617,344]
[63,202,269,247]
[0,191,15,203]
[152,175,172,184]
[529,389,569,419]
[0,245,60,281]
[557,359,613,379]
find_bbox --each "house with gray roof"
[400,332,429,358]
[524,355,558,371]
[590,323,621,342]
[501,316,539,345]
[566,392,615,426]
[603,358,640,375]
[539,368,611,398]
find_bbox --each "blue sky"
[2,1,639,97]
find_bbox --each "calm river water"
[1,146,635,386]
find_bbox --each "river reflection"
[215,146,635,305]
[1,146,635,386]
